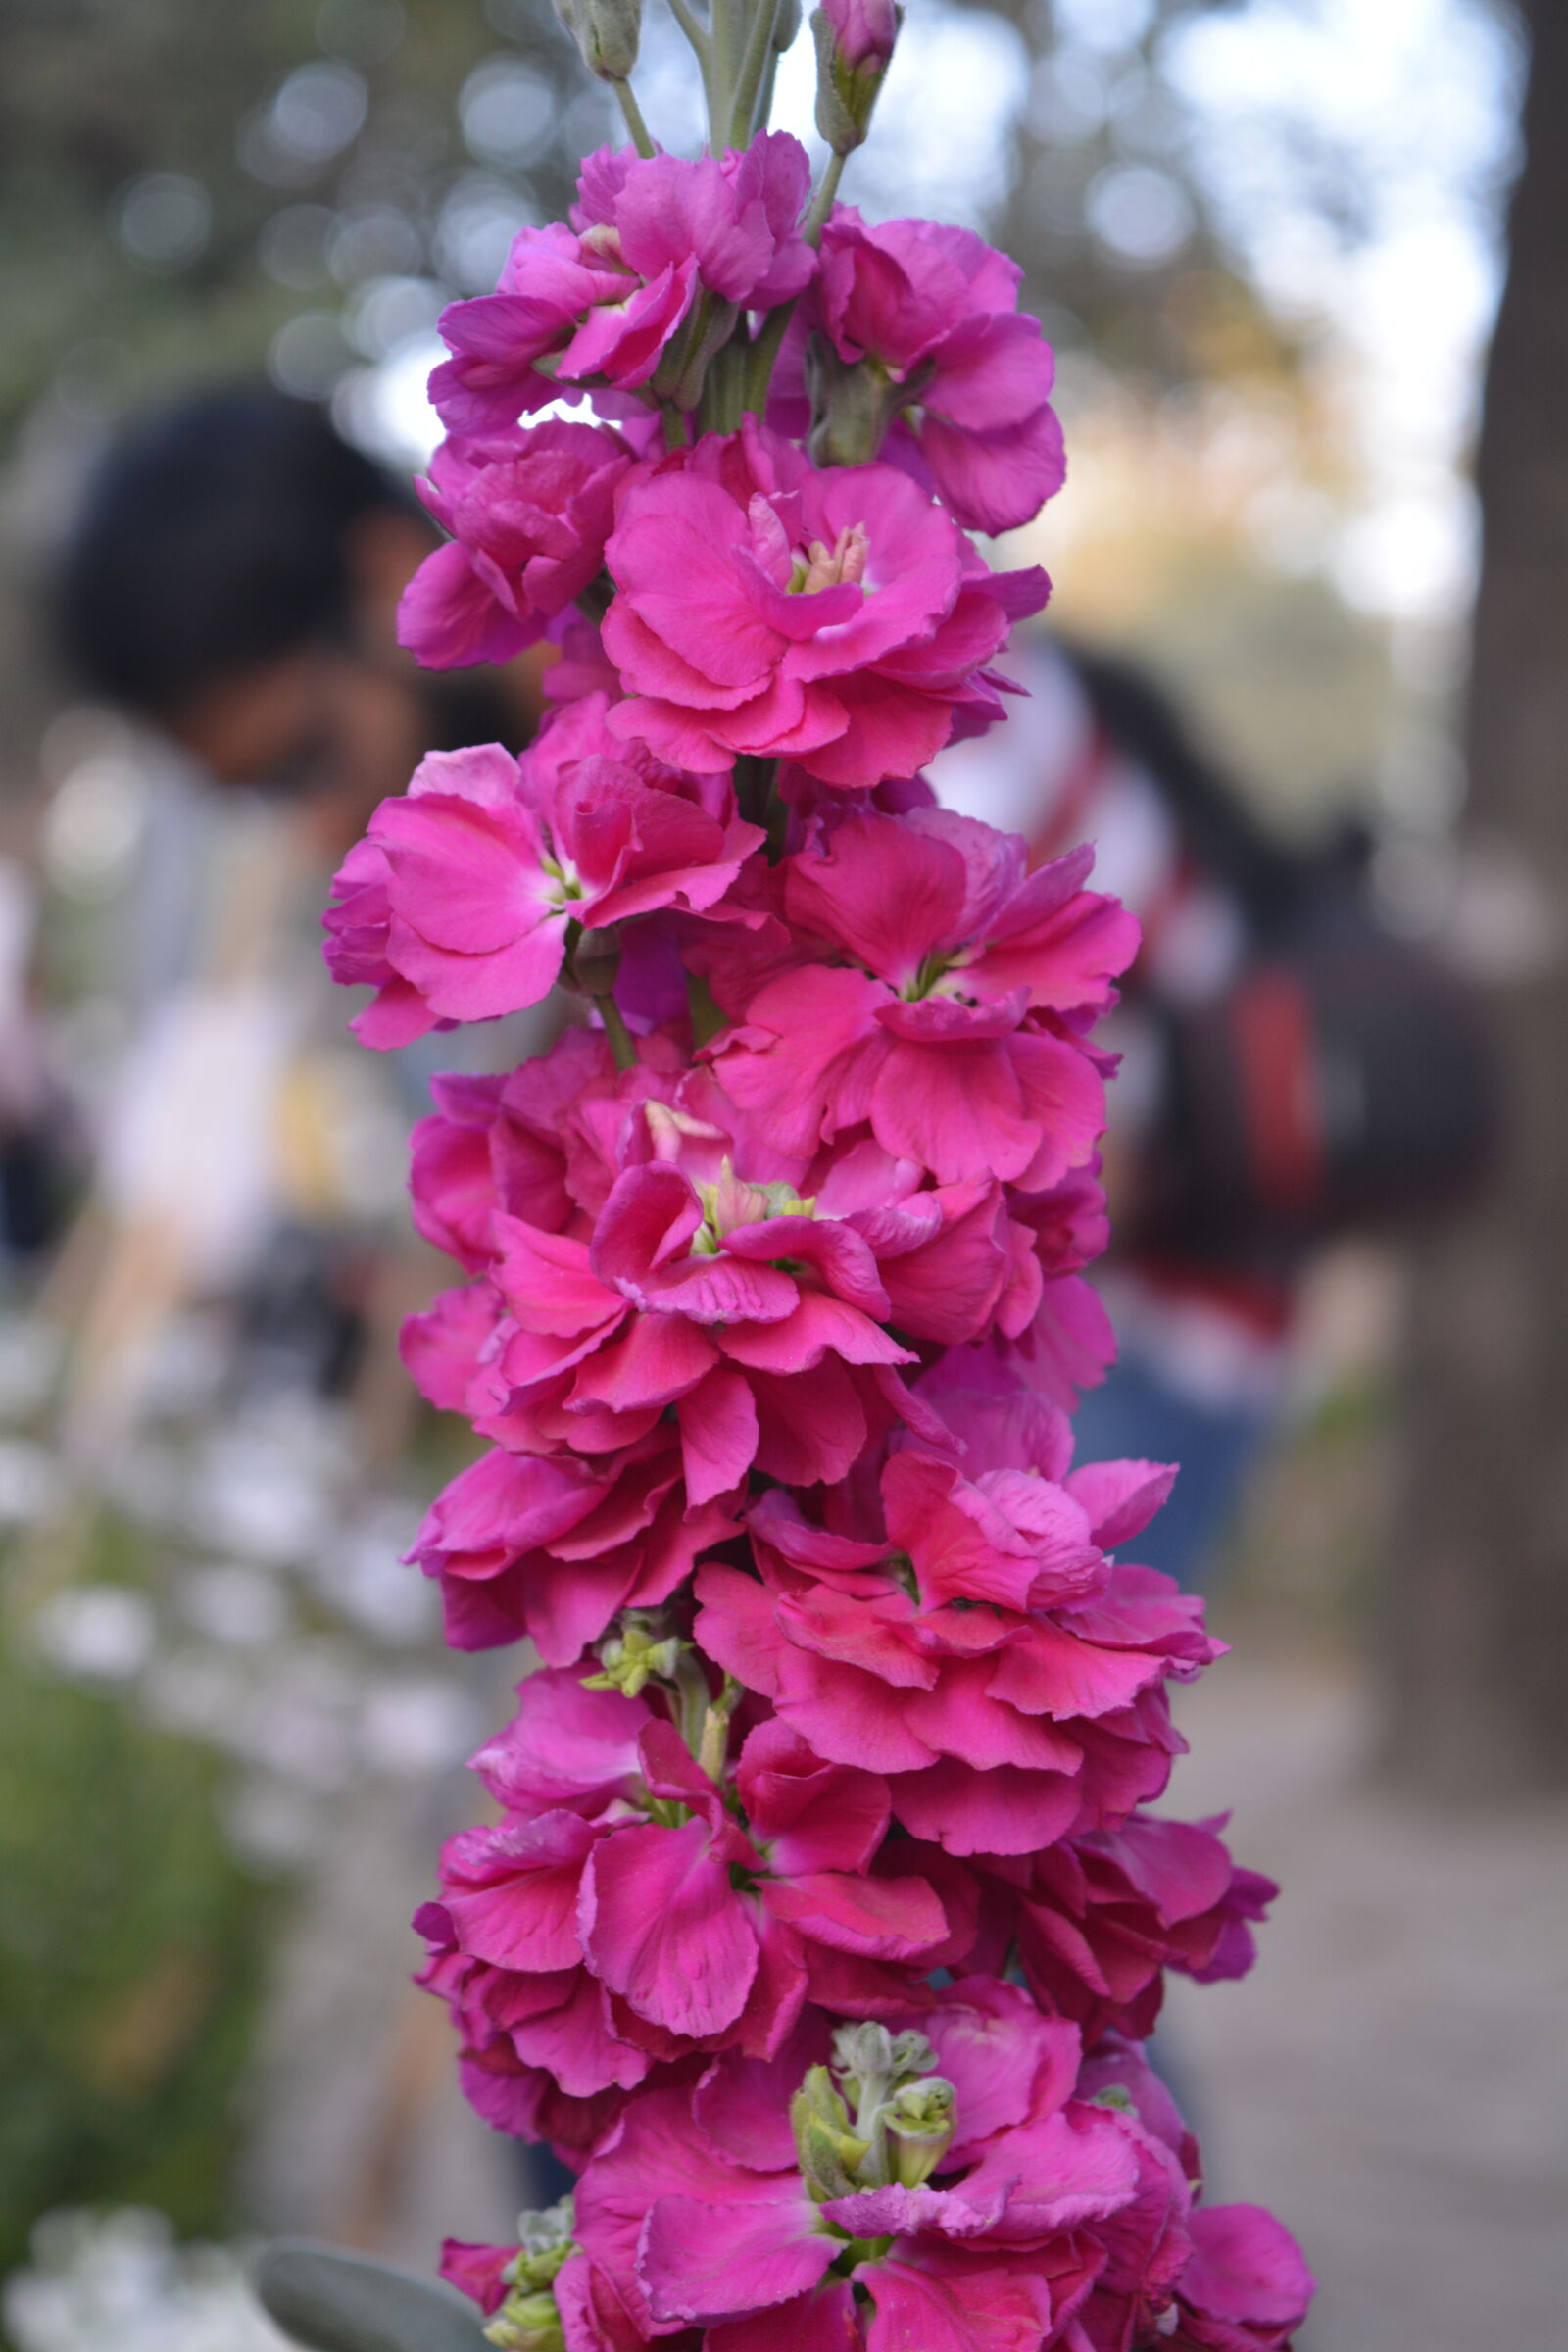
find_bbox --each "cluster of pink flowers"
[324,5,1312,2344]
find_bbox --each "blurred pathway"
[1161,1655,1568,2350]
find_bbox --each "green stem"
[708,0,753,149]
[727,0,780,147]
[686,971,726,1047]
[666,0,710,61]
[672,1651,714,1759]
[742,295,796,416]
[667,0,720,123]
[805,149,847,242]
[755,39,779,137]
[662,401,690,449]
[612,76,658,158]
[593,991,638,1070]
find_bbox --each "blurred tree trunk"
[1384,0,1568,1793]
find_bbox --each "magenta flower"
[601,422,1048,785]
[578,1718,952,2044]
[321,699,761,1047]
[406,1428,739,1662]
[1165,2205,1316,2350]
[416,1678,968,2151]
[710,808,1137,1186]
[566,1982,1141,2351]
[468,1155,940,1496]
[430,137,813,436]
[1072,2043,1315,2350]
[989,1810,1277,2044]
[815,209,1065,536]
[398,420,637,670]
[695,1445,1216,1859]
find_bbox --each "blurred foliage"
[983,0,1302,389]
[0,1620,276,2278]
[0,0,605,434]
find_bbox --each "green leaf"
[253,2240,491,2352]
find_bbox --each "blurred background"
[0,1,1564,2346]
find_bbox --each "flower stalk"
[313,8,1317,2347]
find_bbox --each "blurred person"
[56,384,539,861]
[934,636,1494,1591]
[41,386,552,1432]
[28,389,564,2248]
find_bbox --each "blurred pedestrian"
[934,635,1494,1590]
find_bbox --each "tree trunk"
[1384,0,1568,1793]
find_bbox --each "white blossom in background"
[4,2211,289,2352]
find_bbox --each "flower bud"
[773,0,804,48]
[485,2201,576,2352]
[484,2290,565,2352]
[831,2020,897,2084]
[585,1617,684,1698]
[822,0,898,73]
[809,0,900,153]
[554,0,642,82]
[885,2075,956,2188]
[791,2063,871,2200]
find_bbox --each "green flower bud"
[791,2063,871,2200]
[808,3,900,154]
[484,2288,565,2352]
[807,343,903,470]
[554,0,642,82]
[484,2200,577,2352]
[831,2020,897,2083]
[886,2074,956,2187]
[584,1618,684,1698]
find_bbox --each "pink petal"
[579,1817,757,2036]
[860,2250,1054,2352]
[987,1620,1168,1720]
[705,2282,858,2352]
[693,2019,833,2171]
[924,1978,1081,2155]
[736,1719,890,1875]
[760,1868,947,1959]
[717,1289,912,1374]
[892,1759,1082,1856]
[1065,1458,1178,1550]
[399,539,538,670]
[471,1669,649,1812]
[493,1216,622,1338]
[590,1162,703,1287]
[678,1364,760,1504]
[640,2191,835,2325]
[750,1357,868,1486]
[568,1309,718,1411]
[442,1812,597,1972]
[961,2103,1142,2237]
[1180,2203,1315,2332]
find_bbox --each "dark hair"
[55,386,416,716]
